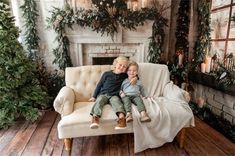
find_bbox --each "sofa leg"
[64,138,73,156]
[176,128,186,148]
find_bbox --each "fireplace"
[92,57,116,65]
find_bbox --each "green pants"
[90,94,125,117]
[121,95,146,113]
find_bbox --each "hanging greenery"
[20,0,55,107]
[193,0,211,69]
[167,0,190,87]
[175,0,190,64]
[147,15,167,63]
[47,2,167,69]
[20,0,40,59]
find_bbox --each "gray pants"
[121,95,146,113]
[90,94,125,117]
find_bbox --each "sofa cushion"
[65,65,112,102]
[57,102,133,138]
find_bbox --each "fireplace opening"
[92,57,116,65]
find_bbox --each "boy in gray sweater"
[120,61,151,123]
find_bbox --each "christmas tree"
[0,1,48,129]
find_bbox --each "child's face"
[127,65,138,79]
[114,60,128,74]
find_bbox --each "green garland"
[147,15,167,63]
[193,0,211,69]
[47,2,167,69]
[213,62,235,89]
[20,0,40,59]
[175,0,190,64]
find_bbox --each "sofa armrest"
[53,86,75,116]
[163,81,190,103]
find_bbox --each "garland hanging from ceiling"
[20,0,40,59]
[47,1,168,69]
[193,0,211,69]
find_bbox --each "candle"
[132,1,138,11]
[205,56,211,73]
[201,63,206,73]
[178,54,184,65]
[142,0,147,8]
[127,1,132,10]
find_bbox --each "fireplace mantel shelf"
[189,71,235,96]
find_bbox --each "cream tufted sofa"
[53,63,193,156]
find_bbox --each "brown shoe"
[115,117,126,130]
[126,112,133,123]
[90,116,99,129]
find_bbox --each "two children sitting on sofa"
[89,56,151,130]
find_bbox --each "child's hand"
[130,76,137,85]
[89,97,96,102]
[120,92,126,98]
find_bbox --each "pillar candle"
[205,56,211,73]
[201,63,206,73]
[142,0,147,8]
[127,1,132,10]
[132,1,138,11]
[178,54,184,65]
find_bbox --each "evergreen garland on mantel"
[47,2,168,69]
[20,0,40,59]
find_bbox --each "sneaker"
[115,117,127,130]
[126,112,133,123]
[90,116,99,129]
[140,113,151,122]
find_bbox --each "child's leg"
[121,96,133,122]
[132,96,146,113]
[121,96,132,113]
[90,95,108,129]
[109,96,126,129]
[109,96,126,117]
[90,95,108,117]
[132,96,151,122]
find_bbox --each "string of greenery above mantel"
[47,1,168,70]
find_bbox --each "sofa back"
[65,63,170,102]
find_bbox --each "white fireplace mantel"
[67,22,153,66]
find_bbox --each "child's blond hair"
[112,56,129,70]
[128,61,139,71]
[113,56,129,65]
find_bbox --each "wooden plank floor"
[0,111,234,156]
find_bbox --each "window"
[211,0,235,62]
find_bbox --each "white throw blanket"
[132,63,195,153]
